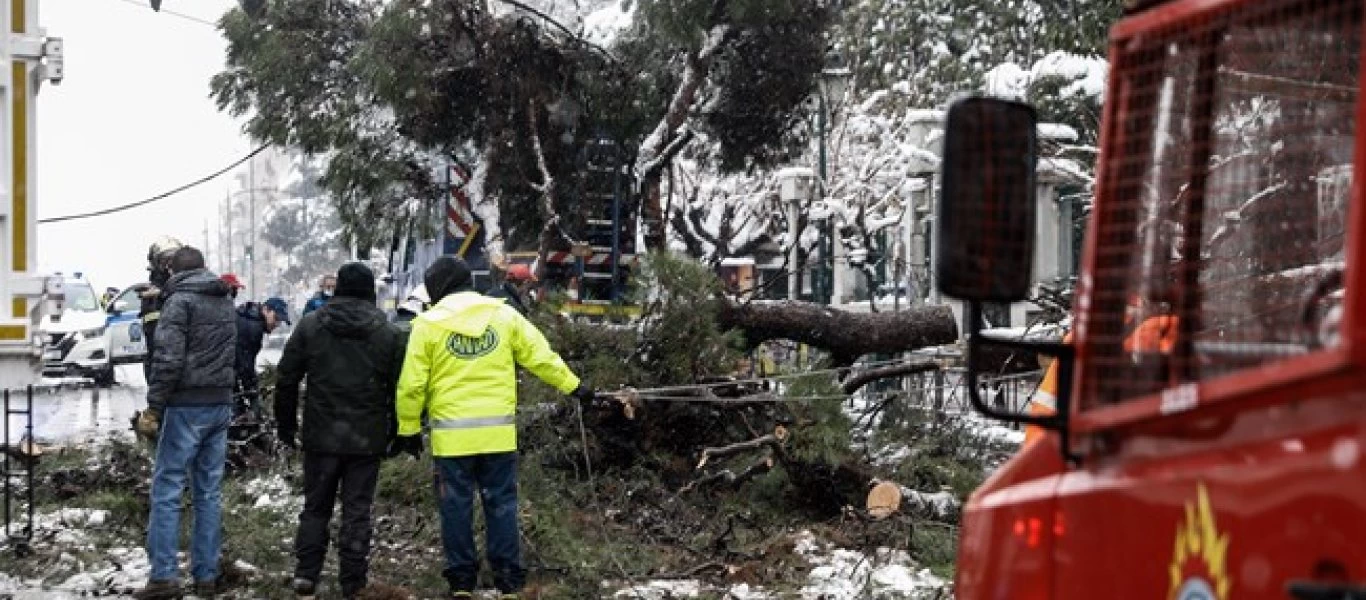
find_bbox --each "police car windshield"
[65,283,100,312]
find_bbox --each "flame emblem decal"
[1168,484,1231,600]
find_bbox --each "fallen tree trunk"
[718,300,958,365]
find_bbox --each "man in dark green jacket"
[275,262,403,599]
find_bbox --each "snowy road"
[4,366,146,446]
[4,350,285,447]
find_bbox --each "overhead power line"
[38,144,271,225]
[113,0,218,28]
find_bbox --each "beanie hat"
[425,256,473,303]
[335,262,376,301]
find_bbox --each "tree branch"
[696,426,788,469]
[640,129,696,181]
[467,140,505,265]
[840,361,939,395]
[635,21,735,180]
[527,102,583,277]
[488,0,620,64]
[679,454,775,494]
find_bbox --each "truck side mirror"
[938,98,1079,463]
[937,97,1038,303]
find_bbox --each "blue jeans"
[146,405,231,582]
[434,452,524,593]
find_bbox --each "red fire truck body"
[952,0,1366,597]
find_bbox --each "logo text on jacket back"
[445,328,500,359]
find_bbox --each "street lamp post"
[816,52,852,305]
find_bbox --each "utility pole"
[817,91,828,304]
[224,192,233,277]
[203,219,210,270]
[248,157,256,301]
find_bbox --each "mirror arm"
[964,301,1081,464]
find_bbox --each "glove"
[387,434,422,459]
[135,408,162,441]
[570,383,596,403]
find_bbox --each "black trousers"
[294,452,381,597]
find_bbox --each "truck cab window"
[1084,0,1359,406]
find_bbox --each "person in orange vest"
[1123,297,1179,353]
[1024,330,1071,445]
[1023,292,1179,445]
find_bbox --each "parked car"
[102,282,151,368]
[40,274,114,385]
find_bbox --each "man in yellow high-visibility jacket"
[394,256,594,600]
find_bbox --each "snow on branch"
[1205,181,1289,254]
[636,22,735,181]
[527,102,584,274]
[467,143,505,266]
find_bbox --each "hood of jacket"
[317,295,387,339]
[421,291,506,337]
[166,269,231,298]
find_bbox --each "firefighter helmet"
[147,236,184,263]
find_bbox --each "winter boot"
[132,579,183,600]
[292,577,317,599]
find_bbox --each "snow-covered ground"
[0,479,274,598]
[607,531,947,599]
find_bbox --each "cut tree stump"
[866,481,902,519]
[718,300,958,365]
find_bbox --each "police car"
[39,273,115,384]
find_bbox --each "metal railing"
[3,386,34,556]
[842,365,1045,429]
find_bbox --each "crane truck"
[940,0,1366,598]
[0,0,62,387]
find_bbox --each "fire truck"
[443,135,644,320]
[941,0,1366,598]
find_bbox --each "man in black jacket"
[275,262,403,599]
[233,297,290,399]
[233,296,289,423]
[133,247,236,600]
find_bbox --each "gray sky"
[36,0,246,291]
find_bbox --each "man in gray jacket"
[133,247,237,600]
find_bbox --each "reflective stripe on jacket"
[396,292,580,457]
[1024,332,1071,445]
